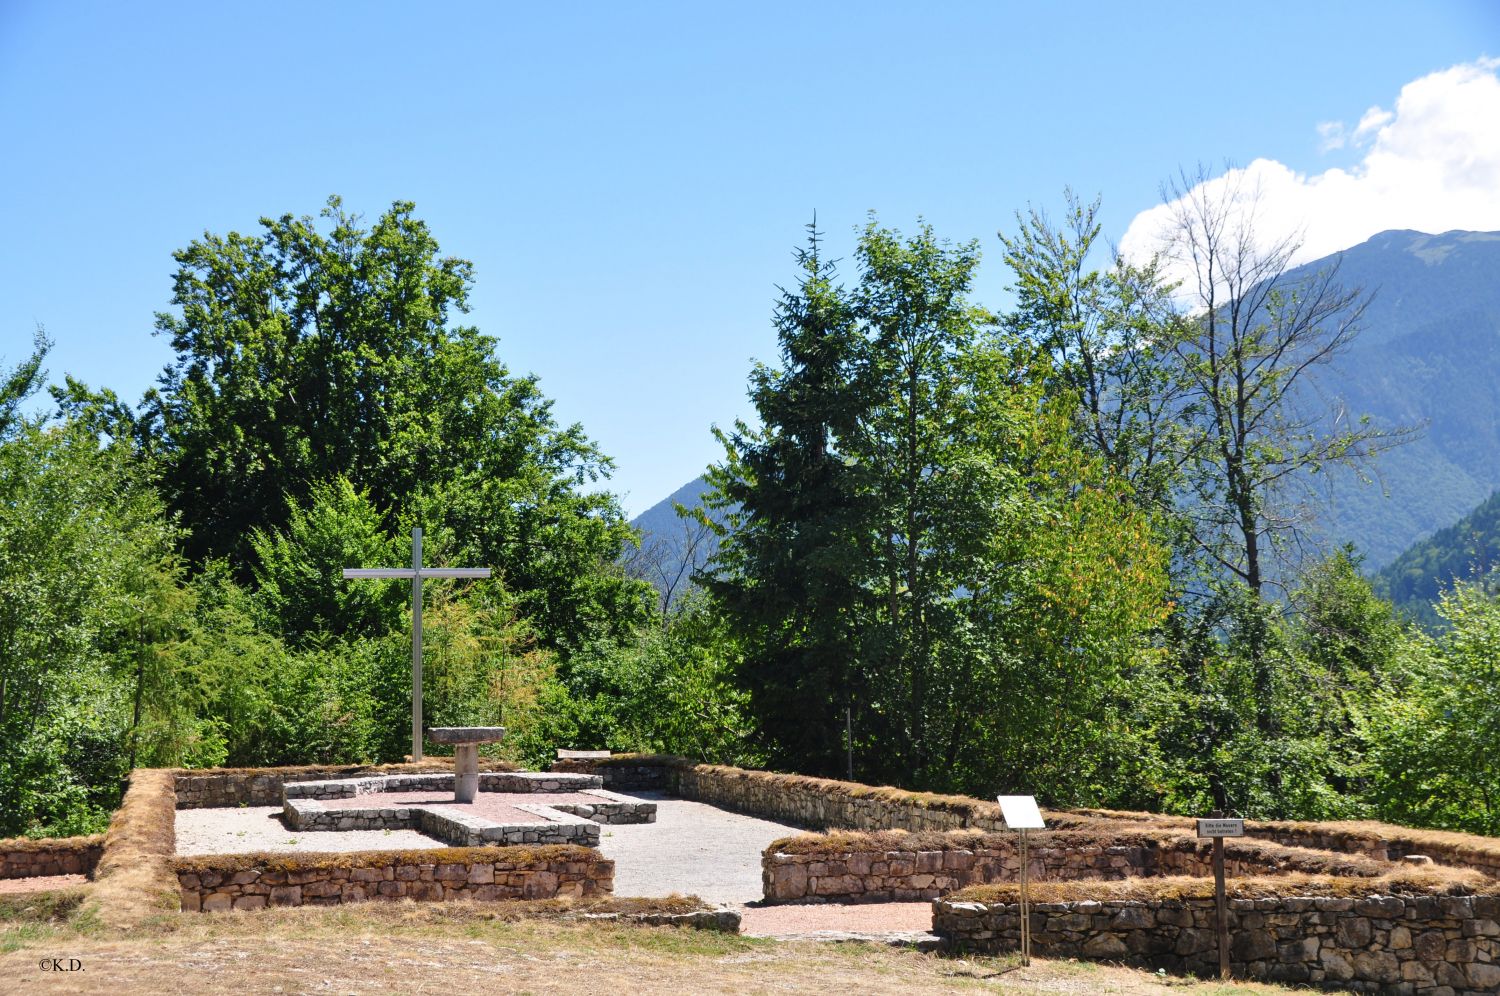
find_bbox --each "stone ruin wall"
[551,759,678,794]
[554,758,1002,833]
[172,761,516,809]
[678,767,997,833]
[177,852,613,912]
[1249,829,1500,882]
[280,771,604,801]
[763,839,1318,904]
[558,757,1500,886]
[0,836,103,880]
[934,893,1500,996]
[281,796,601,847]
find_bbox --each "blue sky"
[2,1,1497,515]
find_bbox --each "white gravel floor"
[174,806,446,855]
[174,794,807,907]
[595,793,804,905]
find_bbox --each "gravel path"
[739,901,934,938]
[0,874,87,894]
[174,806,446,855]
[595,794,804,905]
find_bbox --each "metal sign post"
[998,795,1047,968]
[1019,826,1031,965]
[343,527,491,761]
[1197,813,1244,980]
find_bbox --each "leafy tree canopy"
[708,219,1169,798]
[140,196,652,649]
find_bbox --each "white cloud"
[1316,120,1347,152]
[1352,106,1394,141]
[1121,58,1500,274]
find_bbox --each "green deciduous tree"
[549,591,756,768]
[181,566,408,767]
[0,413,198,834]
[709,219,1169,798]
[0,330,49,438]
[1148,168,1415,781]
[999,191,1188,510]
[143,196,651,650]
[1367,585,1500,834]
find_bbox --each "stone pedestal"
[426,727,506,803]
[455,744,479,802]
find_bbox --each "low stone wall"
[554,755,1009,832]
[175,845,613,912]
[1251,826,1500,883]
[551,757,680,793]
[173,760,520,809]
[680,766,997,832]
[763,831,1388,903]
[283,797,602,847]
[282,771,604,802]
[545,789,658,826]
[1070,809,1500,882]
[933,890,1500,995]
[421,806,601,847]
[279,772,641,847]
[0,835,104,879]
[559,756,1500,889]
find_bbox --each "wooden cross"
[342,527,491,761]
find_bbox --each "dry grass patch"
[0,887,89,924]
[87,769,179,930]
[0,902,1330,995]
[951,866,1493,904]
[0,834,104,855]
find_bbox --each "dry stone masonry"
[177,848,613,912]
[934,892,1500,996]
[560,757,1500,885]
[173,761,519,808]
[0,836,102,879]
[555,756,1006,832]
[763,834,1367,903]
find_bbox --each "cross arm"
[420,568,492,578]
[342,569,417,578]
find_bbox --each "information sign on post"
[998,796,1046,967]
[1196,818,1245,838]
[1197,812,1242,979]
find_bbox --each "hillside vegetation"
[1376,488,1500,628]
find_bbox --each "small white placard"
[1197,818,1245,838]
[997,795,1046,829]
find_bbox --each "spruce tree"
[703,221,876,776]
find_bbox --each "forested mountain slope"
[1307,230,1500,568]
[1375,487,1500,627]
